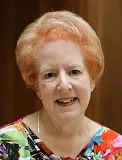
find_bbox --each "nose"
[57,71,72,92]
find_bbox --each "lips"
[56,97,77,106]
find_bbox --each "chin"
[57,111,82,120]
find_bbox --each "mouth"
[55,97,78,106]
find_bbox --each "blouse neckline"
[21,119,104,159]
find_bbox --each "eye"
[69,70,81,75]
[44,72,56,79]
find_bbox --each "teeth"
[58,97,75,103]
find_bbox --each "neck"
[36,110,91,158]
[39,109,89,138]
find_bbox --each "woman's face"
[36,40,94,120]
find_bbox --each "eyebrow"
[40,64,56,71]
[40,64,84,72]
[67,65,83,68]
[62,64,84,70]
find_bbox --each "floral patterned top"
[0,119,122,160]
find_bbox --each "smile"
[56,97,78,106]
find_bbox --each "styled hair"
[16,10,104,90]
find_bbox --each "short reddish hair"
[16,11,104,90]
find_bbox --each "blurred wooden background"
[1,0,122,133]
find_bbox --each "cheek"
[76,79,91,99]
[76,77,91,90]
[77,83,91,111]
[40,82,56,99]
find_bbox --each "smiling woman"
[36,40,92,122]
[0,11,122,160]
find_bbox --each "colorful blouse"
[0,119,122,160]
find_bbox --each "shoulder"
[0,119,25,139]
[0,118,22,129]
[0,118,28,143]
[100,126,122,143]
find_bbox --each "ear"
[35,85,42,100]
[36,90,42,100]
[90,80,95,92]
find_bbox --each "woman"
[0,11,122,160]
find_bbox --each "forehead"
[37,40,85,68]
